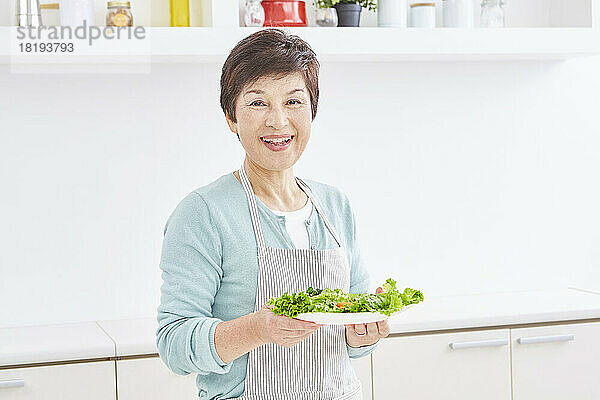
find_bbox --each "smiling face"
[226,72,312,172]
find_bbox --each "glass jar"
[480,0,505,28]
[244,0,265,27]
[316,8,338,27]
[106,1,133,27]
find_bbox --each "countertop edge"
[3,288,600,366]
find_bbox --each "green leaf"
[313,0,377,12]
[266,278,424,318]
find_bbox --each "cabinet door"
[512,321,600,400]
[116,357,197,400]
[118,356,371,400]
[0,361,115,400]
[351,354,372,400]
[372,329,511,400]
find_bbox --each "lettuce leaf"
[266,278,424,318]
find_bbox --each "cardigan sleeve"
[344,194,380,359]
[156,192,233,375]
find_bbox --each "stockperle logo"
[16,20,147,47]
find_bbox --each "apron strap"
[295,176,343,248]
[239,163,344,249]
[239,163,267,248]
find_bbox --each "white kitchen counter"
[387,287,600,334]
[96,317,158,357]
[2,287,599,367]
[0,321,115,367]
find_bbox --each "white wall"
[1,55,600,329]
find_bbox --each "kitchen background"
[1,0,595,28]
[0,0,599,330]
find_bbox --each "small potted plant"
[314,0,377,27]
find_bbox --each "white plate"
[295,304,416,325]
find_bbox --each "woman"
[156,28,390,400]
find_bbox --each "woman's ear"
[225,112,238,134]
[225,113,241,141]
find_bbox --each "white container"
[410,2,436,27]
[59,0,94,26]
[378,0,408,27]
[443,0,474,27]
[41,3,61,26]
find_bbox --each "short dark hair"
[220,28,320,130]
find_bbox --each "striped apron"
[236,163,362,400]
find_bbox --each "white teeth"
[262,136,292,144]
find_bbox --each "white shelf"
[1,26,599,65]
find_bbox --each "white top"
[268,197,313,249]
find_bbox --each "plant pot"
[333,3,362,27]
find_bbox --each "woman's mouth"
[260,135,294,152]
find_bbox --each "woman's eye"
[249,99,302,107]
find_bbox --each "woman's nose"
[265,106,289,130]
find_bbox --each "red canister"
[261,0,307,27]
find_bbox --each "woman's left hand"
[344,287,391,348]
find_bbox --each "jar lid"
[410,2,436,7]
[107,1,131,7]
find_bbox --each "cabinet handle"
[449,338,508,350]
[0,379,25,389]
[517,334,575,345]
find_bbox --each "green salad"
[266,278,424,318]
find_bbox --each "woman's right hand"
[252,303,323,348]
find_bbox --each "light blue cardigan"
[156,171,379,399]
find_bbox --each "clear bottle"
[480,0,505,28]
[244,0,265,27]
